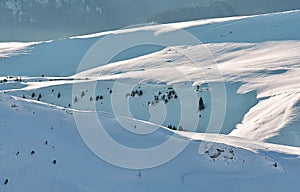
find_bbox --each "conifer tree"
[198,97,205,111]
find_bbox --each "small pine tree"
[81,91,85,98]
[57,92,61,98]
[90,96,93,102]
[74,96,78,103]
[31,92,35,98]
[178,125,183,131]
[198,97,205,111]
[37,93,42,101]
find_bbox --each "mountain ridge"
[1,0,300,41]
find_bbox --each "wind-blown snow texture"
[0,9,300,192]
[1,0,300,41]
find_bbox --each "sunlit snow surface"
[0,10,300,191]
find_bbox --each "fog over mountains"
[1,0,300,41]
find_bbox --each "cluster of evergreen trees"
[28,91,61,101]
[74,90,104,104]
[0,76,22,83]
[149,87,178,105]
[130,89,143,97]
[167,124,184,131]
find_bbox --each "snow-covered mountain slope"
[1,10,300,145]
[1,92,300,192]
[1,0,300,41]
[1,10,300,191]
[1,10,300,76]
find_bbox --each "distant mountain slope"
[1,0,300,41]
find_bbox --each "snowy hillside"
[0,9,300,192]
[1,0,300,41]
[1,93,300,191]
